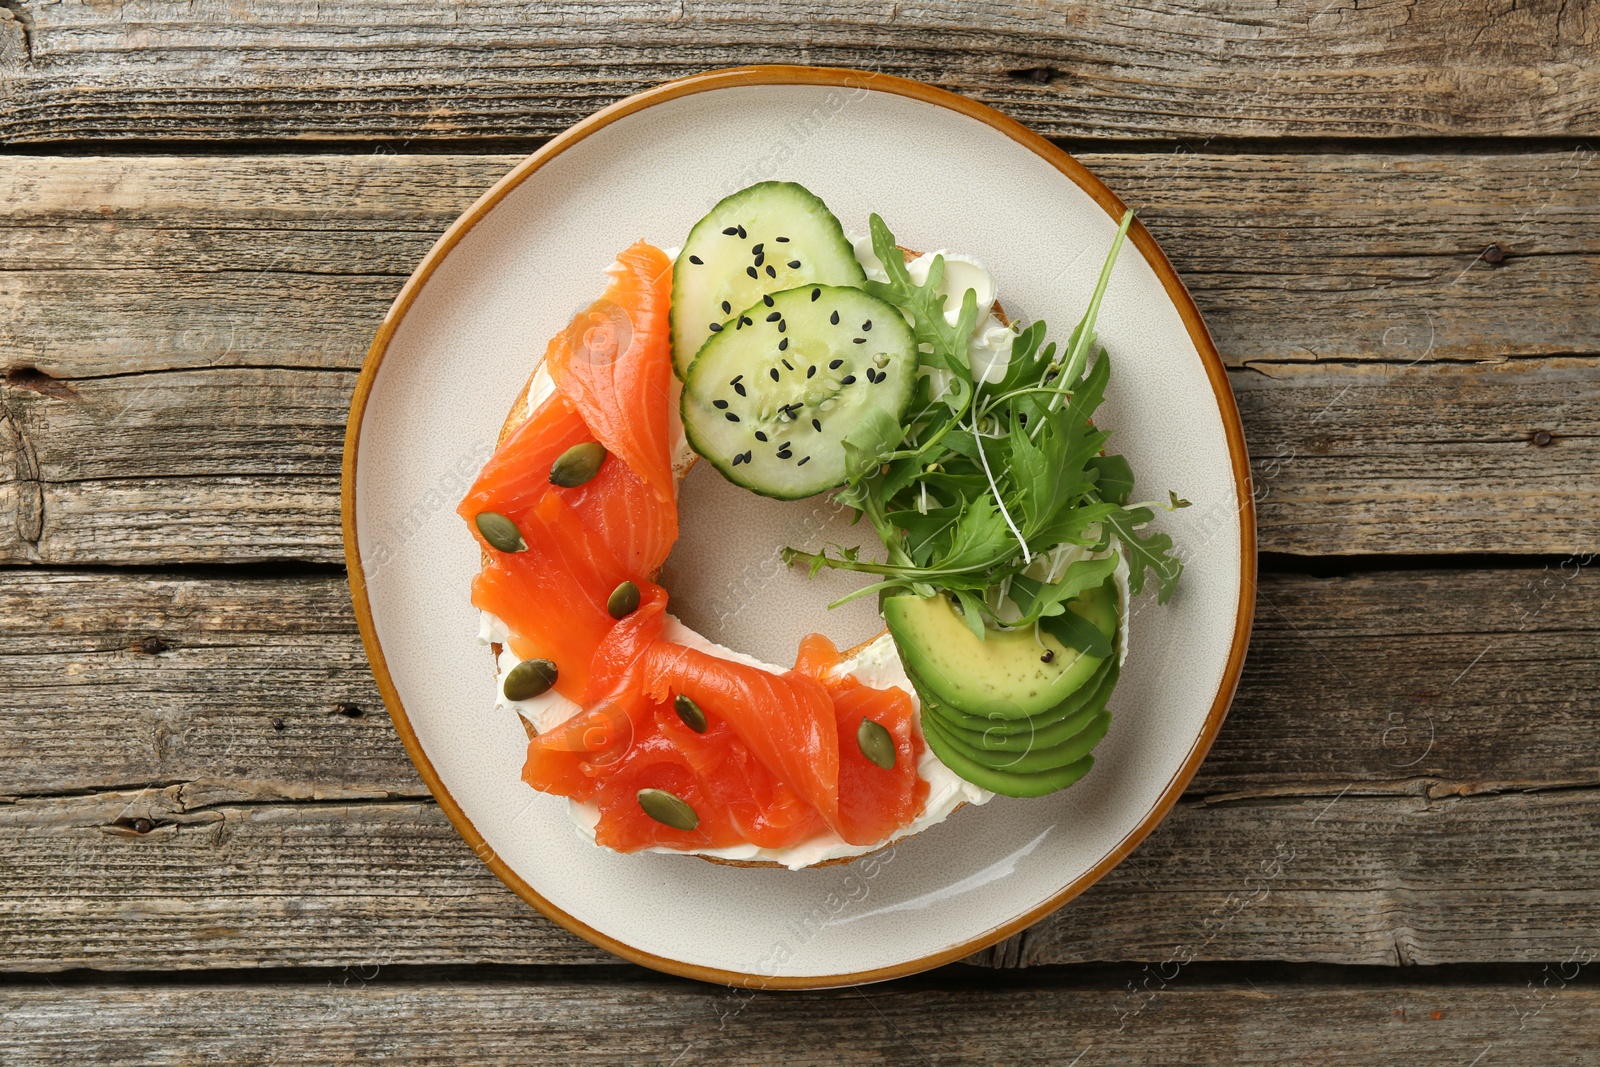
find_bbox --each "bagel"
[480,246,1010,869]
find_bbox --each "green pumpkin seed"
[475,511,526,553]
[636,787,699,831]
[549,442,607,488]
[857,718,897,770]
[502,658,558,701]
[607,580,641,619]
[673,693,708,733]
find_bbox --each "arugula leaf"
[1103,506,1183,604]
[841,407,904,485]
[1008,555,1119,626]
[1040,608,1114,658]
[1088,454,1135,505]
[951,589,990,643]
[888,504,962,566]
[785,205,1187,636]
[933,494,1012,574]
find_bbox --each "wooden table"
[3,3,1597,1062]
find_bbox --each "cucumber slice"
[672,182,867,378]
[680,285,916,499]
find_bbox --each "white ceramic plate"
[344,67,1255,988]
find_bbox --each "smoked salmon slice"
[796,634,929,847]
[468,242,935,862]
[641,642,842,831]
[544,242,677,507]
[469,492,631,703]
[459,394,591,522]
[559,456,678,579]
[459,391,677,579]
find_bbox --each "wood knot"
[5,366,80,401]
[334,702,365,719]
[136,636,169,655]
[272,717,286,731]
[1008,66,1061,85]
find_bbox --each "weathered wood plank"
[5,786,1600,971]
[1237,358,1600,557]
[2,968,1596,1066]
[0,571,407,806]
[2,566,1595,804]
[2,1,1598,144]
[3,358,1595,563]
[3,152,1597,559]
[5,152,1596,375]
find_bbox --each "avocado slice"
[919,657,1115,739]
[929,660,1119,754]
[919,712,1098,797]
[884,579,1118,719]
[931,707,1112,775]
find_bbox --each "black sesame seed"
[841,375,857,385]
[862,320,872,330]
[766,265,776,277]
[777,236,791,242]
[811,287,821,301]
[763,294,775,307]
[746,266,758,279]
[798,456,811,466]
[734,383,747,396]
[722,301,732,313]
[770,368,780,382]
[777,319,786,332]
[755,431,768,442]
[754,252,764,266]
[752,243,764,255]
[737,225,747,239]
[688,255,703,265]
[812,418,822,431]
[853,337,867,344]
[779,338,789,351]
[830,311,840,325]
[806,365,815,378]
[782,359,793,370]
[708,322,723,332]
[778,449,792,459]
[742,450,752,463]
[725,412,740,422]
[722,226,739,236]
[733,454,745,466]
[741,316,752,326]
[713,399,728,409]
[864,369,876,383]
[787,260,801,269]
[766,311,781,322]
[829,359,844,369]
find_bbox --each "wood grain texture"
[3,152,1597,560]
[2,358,1595,562]
[1,567,1596,970]
[2,968,1597,1066]
[8,786,1600,970]
[2,566,1595,805]
[5,151,1597,374]
[2,1,1599,144]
